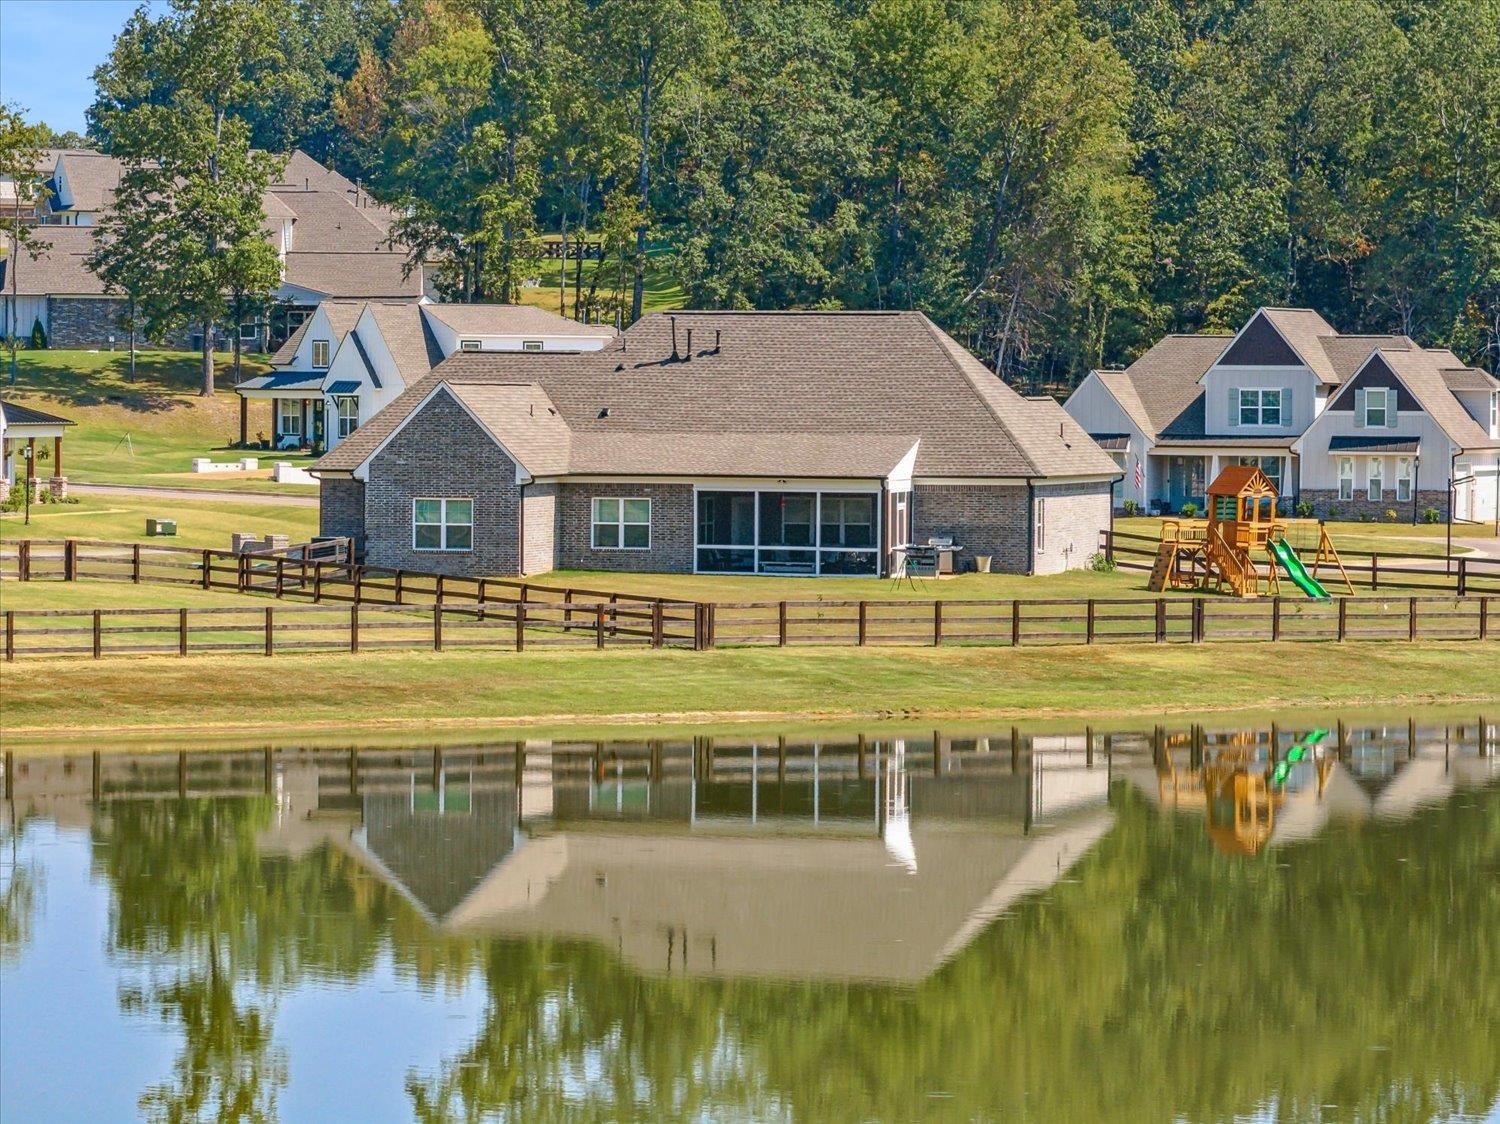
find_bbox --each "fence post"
[65,539,77,581]
[92,609,101,658]
[3,611,12,661]
[350,604,360,653]
[1457,557,1468,596]
[706,603,716,648]
[858,601,868,646]
[1481,597,1490,642]
[433,604,443,651]
[314,562,323,603]
[1010,600,1021,646]
[1408,596,1417,641]
[132,544,141,584]
[1272,597,1282,642]
[275,557,286,598]
[179,608,188,656]
[1337,597,1347,642]
[778,601,788,647]
[1155,599,1167,643]
[933,601,943,646]
[1371,553,1379,591]
[515,602,526,652]
[1086,599,1095,644]
[1103,529,1115,567]
[1191,598,1204,643]
[393,569,404,605]
[435,573,445,605]
[652,601,664,648]
[352,567,362,603]
[201,549,211,589]
[18,540,29,581]
[594,603,606,649]
[264,606,274,656]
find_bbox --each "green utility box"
[146,518,178,537]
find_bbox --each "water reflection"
[2,717,1497,1122]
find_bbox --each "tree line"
[10,0,1500,392]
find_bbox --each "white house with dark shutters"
[1064,307,1500,521]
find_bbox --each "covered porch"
[1148,446,1296,515]
[234,372,327,452]
[0,399,74,499]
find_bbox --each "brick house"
[1064,307,1500,521]
[312,310,1122,578]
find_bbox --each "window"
[277,399,302,437]
[1035,498,1047,552]
[522,340,544,352]
[1238,388,1283,426]
[460,339,481,351]
[1234,455,1283,495]
[1364,388,1388,428]
[1490,393,1498,434]
[311,339,330,368]
[1338,457,1354,501]
[695,490,879,575]
[335,396,359,438]
[238,320,260,342]
[1367,457,1384,502]
[412,498,473,551]
[592,497,651,550]
[1396,457,1412,502]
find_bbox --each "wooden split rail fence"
[0,538,1496,660]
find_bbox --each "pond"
[2,717,1497,1122]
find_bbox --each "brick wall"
[318,477,366,555]
[45,296,192,349]
[364,389,522,575]
[913,484,1029,573]
[1301,488,1449,524]
[1032,480,1111,575]
[557,482,695,572]
[521,483,558,575]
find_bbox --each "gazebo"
[0,398,74,499]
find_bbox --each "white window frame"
[1367,457,1384,502]
[591,496,652,551]
[1364,387,1388,428]
[277,399,302,437]
[1035,497,1047,553]
[522,340,544,352]
[1238,388,1283,427]
[311,339,331,368]
[1396,457,1412,502]
[335,395,359,439]
[460,339,481,351]
[1338,457,1354,501]
[412,497,473,552]
[693,486,882,576]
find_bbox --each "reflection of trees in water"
[0,815,43,966]
[89,786,1500,1121]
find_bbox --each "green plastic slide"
[1270,539,1330,600]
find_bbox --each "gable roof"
[50,151,125,213]
[1,399,74,427]
[0,226,106,296]
[1356,349,1500,449]
[422,303,618,340]
[1094,334,1229,439]
[367,303,446,384]
[317,311,1122,480]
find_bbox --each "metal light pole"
[1411,454,1420,526]
[21,443,31,525]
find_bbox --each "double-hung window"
[592,497,651,549]
[1396,457,1413,502]
[335,396,359,438]
[1363,388,1389,428]
[412,498,473,551]
[1367,457,1384,502]
[1338,457,1354,501]
[311,339,331,368]
[278,399,302,437]
[1238,388,1283,426]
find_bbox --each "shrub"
[28,317,46,349]
[1122,500,1142,517]
[1385,508,1399,523]
[1325,505,1339,521]
[1088,550,1116,573]
[0,482,23,513]
[1180,501,1199,518]
[1422,506,1442,524]
[1295,500,1314,518]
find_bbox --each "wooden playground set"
[1147,465,1353,599]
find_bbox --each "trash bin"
[974,555,992,574]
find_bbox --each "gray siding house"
[312,311,1121,578]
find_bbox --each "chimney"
[685,328,693,359]
[670,315,680,361]
[714,329,721,353]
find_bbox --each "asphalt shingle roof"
[317,311,1122,480]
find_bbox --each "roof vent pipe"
[714,329,721,353]
[685,328,693,359]
[670,315,680,361]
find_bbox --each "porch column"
[52,435,62,478]
[239,395,248,446]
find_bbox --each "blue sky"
[0,0,151,135]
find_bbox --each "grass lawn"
[0,494,318,548]
[3,348,319,494]
[2,641,1492,739]
[517,238,685,320]
[1115,516,1468,558]
[0,578,278,610]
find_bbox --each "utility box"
[146,518,177,537]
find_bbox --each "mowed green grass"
[0,494,318,548]
[4,348,319,493]
[518,238,686,319]
[2,641,1492,737]
[1115,516,1468,558]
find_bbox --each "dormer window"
[311,339,330,368]
[522,340,544,352]
[460,339,481,351]
[1237,388,1282,426]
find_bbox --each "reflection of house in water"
[1126,722,1498,854]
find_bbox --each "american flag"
[1133,458,1143,489]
